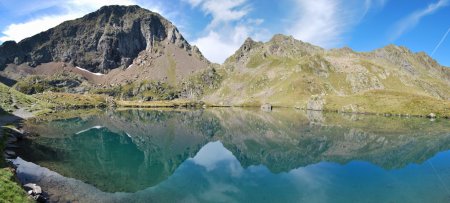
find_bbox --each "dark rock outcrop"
[0,5,204,73]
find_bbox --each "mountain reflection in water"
[14,108,450,202]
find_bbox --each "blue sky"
[0,0,449,66]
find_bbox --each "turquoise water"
[14,109,450,202]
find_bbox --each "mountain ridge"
[204,33,449,115]
[0,5,449,117]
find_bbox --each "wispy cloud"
[192,21,266,64]
[186,0,267,63]
[0,13,81,42]
[185,0,250,29]
[390,0,449,41]
[0,0,163,42]
[431,27,450,56]
[190,0,386,63]
[286,0,380,48]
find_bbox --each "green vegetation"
[0,168,31,203]
[325,90,450,117]
[181,68,223,98]
[89,68,222,101]
[14,73,86,95]
[117,99,204,108]
[91,81,179,101]
[34,92,108,109]
[202,35,450,117]
[167,53,177,85]
[0,128,32,203]
[0,82,52,113]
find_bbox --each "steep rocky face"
[0,5,208,73]
[204,34,450,115]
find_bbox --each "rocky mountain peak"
[0,5,208,73]
[267,34,323,55]
[241,37,257,51]
[224,37,262,65]
[224,34,324,67]
[269,34,295,42]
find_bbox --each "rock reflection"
[16,108,450,196]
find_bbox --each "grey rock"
[427,113,437,118]
[0,5,204,72]
[5,150,16,157]
[34,194,47,203]
[6,143,18,148]
[307,95,325,111]
[24,183,42,195]
[7,136,17,143]
[261,103,272,111]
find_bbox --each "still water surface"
[13,108,450,202]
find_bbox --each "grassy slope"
[203,38,450,117]
[0,82,52,114]
[116,99,203,108]
[34,92,108,109]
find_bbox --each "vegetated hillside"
[0,5,448,116]
[0,82,51,115]
[0,5,210,85]
[204,34,450,116]
[208,108,450,171]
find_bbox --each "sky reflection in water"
[14,109,450,202]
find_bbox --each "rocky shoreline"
[1,121,48,202]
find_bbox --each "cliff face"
[0,5,207,73]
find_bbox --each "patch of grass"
[0,128,32,203]
[14,73,85,95]
[0,82,53,114]
[167,53,177,85]
[34,92,108,109]
[236,100,262,107]
[116,99,204,108]
[246,53,265,68]
[34,109,102,121]
[325,90,450,117]
[181,68,223,98]
[0,168,32,203]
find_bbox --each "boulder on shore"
[307,95,325,111]
[261,103,272,111]
[427,113,437,118]
[24,183,42,195]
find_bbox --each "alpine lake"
[10,108,450,203]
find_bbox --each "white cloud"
[192,24,256,63]
[0,13,81,42]
[0,0,164,42]
[186,0,268,63]
[286,0,374,48]
[191,141,238,171]
[185,0,250,28]
[390,0,449,41]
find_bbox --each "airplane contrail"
[431,27,450,56]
